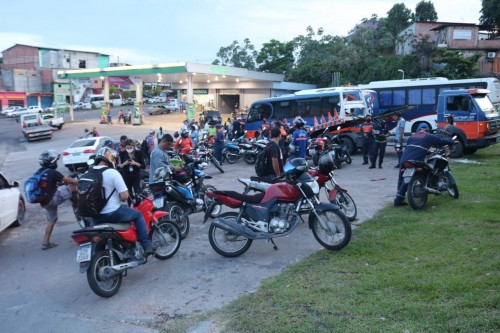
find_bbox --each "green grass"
[158,145,500,333]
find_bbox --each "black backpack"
[254,144,269,177]
[76,167,115,218]
[141,137,149,156]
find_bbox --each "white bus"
[84,94,123,108]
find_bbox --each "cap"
[417,123,429,131]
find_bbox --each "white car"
[27,105,43,113]
[9,108,38,118]
[45,103,69,113]
[1,106,24,116]
[0,172,25,233]
[62,136,112,171]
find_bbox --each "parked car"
[73,102,91,110]
[166,101,180,112]
[45,103,69,113]
[205,110,222,124]
[10,108,38,118]
[149,105,171,115]
[62,136,112,171]
[41,113,65,129]
[0,172,25,233]
[1,106,24,116]
[27,105,44,113]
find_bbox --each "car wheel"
[12,199,26,227]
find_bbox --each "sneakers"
[394,201,408,207]
[369,165,376,169]
[394,165,400,168]
[144,244,156,256]
[362,162,368,165]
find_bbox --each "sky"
[0,0,483,66]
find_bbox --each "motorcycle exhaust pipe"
[99,261,140,279]
[212,217,259,239]
[425,187,441,195]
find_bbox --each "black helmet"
[94,147,117,168]
[294,117,305,128]
[39,150,60,169]
[173,131,180,139]
[283,158,307,175]
[103,139,114,148]
[318,154,334,175]
[180,129,189,138]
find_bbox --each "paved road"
[0,112,399,332]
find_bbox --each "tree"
[255,39,294,74]
[479,0,500,34]
[414,1,438,22]
[381,3,414,53]
[212,39,257,70]
[431,49,481,79]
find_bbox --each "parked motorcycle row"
[69,135,359,298]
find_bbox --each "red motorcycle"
[203,158,351,257]
[240,154,357,222]
[71,192,181,298]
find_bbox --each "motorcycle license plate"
[153,197,164,209]
[403,168,415,177]
[76,243,91,262]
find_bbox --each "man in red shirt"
[174,129,194,155]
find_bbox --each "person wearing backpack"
[255,128,283,178]
[31,150,78,250]
[90,147,155,255]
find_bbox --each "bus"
[358,77,500,133]
[84,94,123,108]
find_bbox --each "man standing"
[394,123,455,207]
[289,117,308,160]
[35,150,78,250]
[213,124,225,163]
[360,115,374,165]
[370,120,389,169]
[150,134,174,181]
[266,127,284,177]
[393,112,405,168]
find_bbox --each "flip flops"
[42,242,58,250]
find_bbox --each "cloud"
[0,32,45,52]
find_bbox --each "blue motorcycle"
[149,158,221,239]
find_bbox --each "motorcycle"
[149,158,222,239]
[71,191,181,298]
[193,141,224,173]
[404,144,459,210]
[203,158,351,257]
[239,155,357,222]
[223,135,253,164]
[311,132,351,169]
[243,138,268,165]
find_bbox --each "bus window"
[295,99,320,117]
[247,103,271,122]
[408,89,421,104]
[422,89,436,105]
[393,90,405,105]
[379,91,392,107]
[274,101,293,119]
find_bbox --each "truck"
[41,111,65,129]
[20,113,54,142]
[436,88,500,157]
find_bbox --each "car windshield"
[207,111,220,117]
[70,139,97,148]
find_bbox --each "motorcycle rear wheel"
[243,151,256,165]
[310,209,351,250]
[202,185,222,217]
[333,191,357,222]
[208,212,252,257]
[407,175,428,210]
[150,219,181,260]
[211,157,225,173]
[87,250,122,298]
[224,150,239,164]
[165,203,190,239]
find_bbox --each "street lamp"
[398,69,405,80]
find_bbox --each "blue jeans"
[93,205,151,248]
[394,167,408,205]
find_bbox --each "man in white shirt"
[91,147,154,255]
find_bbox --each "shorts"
[41,186,72,223]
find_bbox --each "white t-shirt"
[94,165,128,214]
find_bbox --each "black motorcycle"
[404,144,459,210]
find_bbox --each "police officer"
[370,119,389,169]
[394,123,455,206]
[360,115,374,165]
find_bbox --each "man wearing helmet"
[288,117,308,161]
[92,147,155,255]
[174,129,194,155]
[36,150,79,250]
[394,123,455,207]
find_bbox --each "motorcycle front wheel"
[243,151,256,165]
[224,150,239,164]
[333,191,357,222]
[210,156,225,173]
[208,212,252,257]
[165,203,190,239]
[87,250,122,298]
[447,184,459,199]
[407,175,428,210]
[150,219,181,260]
[310,209,351,250]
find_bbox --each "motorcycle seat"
[89,222,132,231]
[250,176,281,183]
[214,190,265,204]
